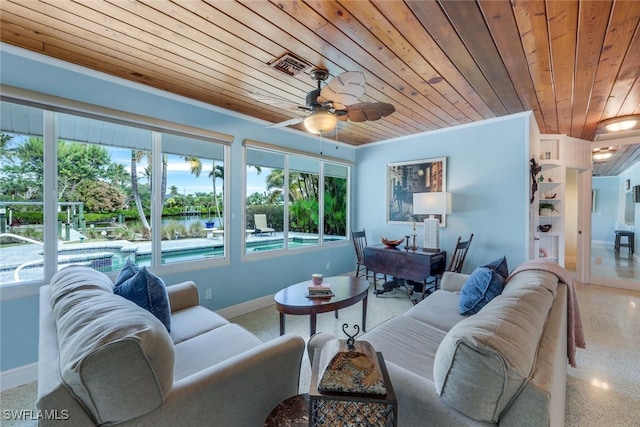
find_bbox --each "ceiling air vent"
[269,53,312,77]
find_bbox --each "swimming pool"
[1,235,345,283]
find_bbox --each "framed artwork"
[387,157,447,224]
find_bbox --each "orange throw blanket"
[507,260,586,367]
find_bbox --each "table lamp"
[413,192,451,251]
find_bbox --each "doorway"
[590,164,640,290]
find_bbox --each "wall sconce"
[412,192,451,251]
[599,115,640,132]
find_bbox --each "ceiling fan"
[251,69,395,135]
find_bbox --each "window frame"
[0,91,232,299]
[242,140,352,261]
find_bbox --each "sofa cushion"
[359,316,448,381]
[433,270,558,423]
[458,266,504,315]
[51,268,174,425]
[114,266,172,332]
[481,256,509,279]
[173,323,263,380]
[169,305,229,344]
[404,290,466,332]
[114,258,139,286]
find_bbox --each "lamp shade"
[412,192,452,215]
[304,110,337,134]
[413,192,451,251]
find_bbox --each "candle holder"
[404,235,411,251]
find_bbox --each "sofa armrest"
[167,281,199,312]
[125,334,305,427]
[439,271,469,293]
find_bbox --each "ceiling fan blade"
[343,102,396,122]
[266,116,305,128]
[248,92,302,110]
[318,71,366,110]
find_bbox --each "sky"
[1,135,270,199]
[108,147,268,197]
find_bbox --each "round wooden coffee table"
[274,276,369,336]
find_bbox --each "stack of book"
[307,283,332,298]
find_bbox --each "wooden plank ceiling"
[592,143,640,177]
[1,0,639,176]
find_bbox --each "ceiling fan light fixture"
[599,115,640,132]
[304,110,337,134]
[592,147,615,161]
[592,152,612,161]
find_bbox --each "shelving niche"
[533,138,565,266]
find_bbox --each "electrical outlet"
[326,262,331,270]
[205,288,213,300]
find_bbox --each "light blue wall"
[354,114,531,273]
[0,46,356,371]
[591,177,620,243]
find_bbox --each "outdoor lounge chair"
[254,214,275,236]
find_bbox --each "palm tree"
[131,150,151,231]
[184,157,224,226]
[106,163,129,190]
[185,156,202,176]
[265,169,285,204]
[209,161,224,225]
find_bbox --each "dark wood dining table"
[363,244,446,299]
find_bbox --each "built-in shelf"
[532,137,565,266]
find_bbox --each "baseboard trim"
[589,277,640,291]
[1,362,37,392]
[215,294,275,320]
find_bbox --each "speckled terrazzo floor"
[2,277,638,426]
[565,281,640,426]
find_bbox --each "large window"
[160,133,227,264]
[324,162,348,241]
[244,144,349,255]
[245,147,285,253]
[55,113,154,274]
[289,156,320,247]
[0,100,229,287]
[0,104,45,284]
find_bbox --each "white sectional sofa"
[37,265,305,426]
[309,264,575,426]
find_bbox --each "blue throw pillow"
[114,258,139,287]
[114,267,171,332]
[459,266,505,316]
[481,256,509,279]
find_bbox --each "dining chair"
[448,234,474,273]
[351,229,386,289]
[420,233,474,298]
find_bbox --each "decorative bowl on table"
[381,237,405,248]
